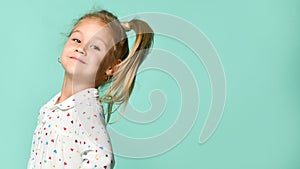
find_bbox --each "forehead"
[72,18,113,44]
[76,17,106,28]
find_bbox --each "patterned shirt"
[27,88,115,169]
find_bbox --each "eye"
[90,45,101,51]
[72,38,81,43]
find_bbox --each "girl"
[27,10,154,169]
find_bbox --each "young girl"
[27,10,154,169]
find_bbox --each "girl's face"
[60,18,116,86]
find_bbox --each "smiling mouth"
[70,57,86,64]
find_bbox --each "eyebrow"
[71,30,82,35]
[70,30,108,46]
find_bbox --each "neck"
[55,72,95,104]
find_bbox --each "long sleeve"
[76,99,115,169]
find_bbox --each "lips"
[69,56,86,64]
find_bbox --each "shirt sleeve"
[76,99,115,169]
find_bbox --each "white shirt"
[27,88,115,169]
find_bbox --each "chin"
[62,62,82,74]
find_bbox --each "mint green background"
[1,0,299,168]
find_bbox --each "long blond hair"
[71,10,154,125]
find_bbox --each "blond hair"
[71,10,154,125]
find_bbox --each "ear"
[105,59,122,76]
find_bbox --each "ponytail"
[100,19,154,125]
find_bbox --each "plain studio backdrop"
[0,0,299,168]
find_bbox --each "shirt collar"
[46,88,99,111]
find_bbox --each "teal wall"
[1,0,299,168]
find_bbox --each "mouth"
[69,56,86,64]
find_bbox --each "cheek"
[85,52,105,73]
[89,49,108,64]
[61,43,73,56]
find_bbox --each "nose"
[75,45,86,55]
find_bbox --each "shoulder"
[75,98,112,149]
[76,98,105,121]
